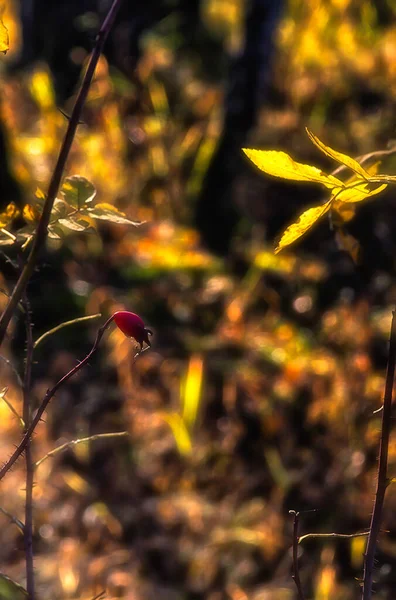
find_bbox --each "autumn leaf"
[335,229,361,264]
[306,129,371,180]
[0,2,9,54]
[242,148,343,189]
[333,181,387,204]
[331,202,356,226]
[86,203,141,226]
[0,203,20,227]
[275,200,332,254]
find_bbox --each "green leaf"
[306,129,371,180]
[87,203,141,226]
[47,226,64,240]
[58,217,92,232]
[51,198,70,220]
[242,148,343,189]
[61,176,96,209]
[0,573,28,599]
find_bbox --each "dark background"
[1,1,396,598]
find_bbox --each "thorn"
[58,107,85,125]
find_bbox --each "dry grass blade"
[35,431,129,468]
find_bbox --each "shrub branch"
[0,0,123,347]
[0,315,115,481]
[362,309,396,599]
[22,297,34,600]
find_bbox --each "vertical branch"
[289,510,305,600]
[362,309,396,599]
[0,0,123,347]
[22,296,34,600]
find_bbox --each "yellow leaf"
[0,202,19,227]
[333,181,387,204]
[29,69,55,110]
[335,230,361,264]
[306,128,371,180]
[242,148,343,189]
[161,413,192,456]
[275,201,332,254]
[350,535,367,570]
[23,203,41,223]
[182,355,204,430]
[331,201,356,225]
[0,2,9,54]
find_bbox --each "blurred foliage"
[2,1,396,600]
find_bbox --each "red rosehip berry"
[113,311,153,350]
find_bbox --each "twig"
[0,506,25,533]
[0,387,24,428]
[0,316,115,481]
[289,510,305,600]
[0,0,123,347]
[0,354,24,388]
[35,431,129,468]
[34,313,102,348]
[362,309,396,600]
[299,531,369,544]
[89,591,106,600]
[22,297,34,600]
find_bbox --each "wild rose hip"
[113,311,153,350]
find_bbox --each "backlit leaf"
[23,203,41,223]
[181,355,204,430]
[161,413,192,456]
[0,573,27,598]
[306,128,371,180]
[61,176,96,209]
[58,217,92,232]
[47,226,64,240]
[275,200,332,254]
[335,230,361,264]
[0,203,19,227]
[242,148,343,189]
[334,181,387,204]
[0,3,9,54]
[87,203,141,226]
[331,201,356,225]
[29,69,55,110]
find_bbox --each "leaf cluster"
[243,129,396,253]
[0,175,140,248]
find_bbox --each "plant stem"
[362,309,396,599]
[0,0,123,347]
[0,315,115,482]
[289,510,305,600]
[23,297,34,600]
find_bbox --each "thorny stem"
[362,309,396,600]
[0,315,115,482]
[22,297,34,600]
[289,511,305,600]
[0,0,123,347]
[299,531,369,544]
